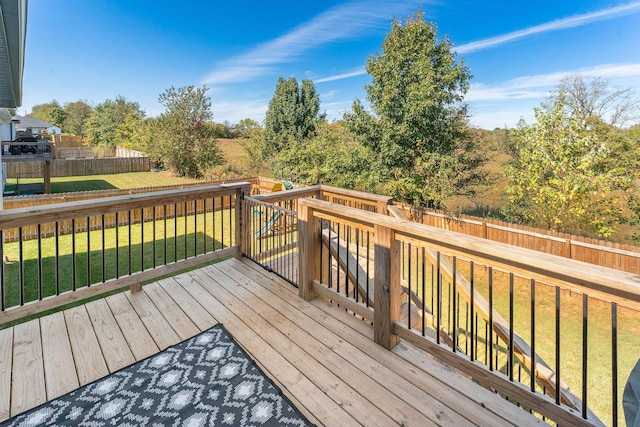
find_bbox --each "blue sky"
[20,1,640,129]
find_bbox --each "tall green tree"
[271,122,373,189]
[29,101,61,123]
[502,97,633,237]
[63,100,92,136]
[344,11,487,209]
[152,85,224,178]
[84,96,144,146]
[263,77,322,158]
[47,102,66,129]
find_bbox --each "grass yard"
[2,209,236,310]
[4,171,203,194]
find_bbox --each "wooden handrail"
[0,183,251,230]
[298,198,640,311]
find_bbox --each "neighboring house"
[0,0,28,207]
[12,115,61,136]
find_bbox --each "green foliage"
[344,11,487,209]
[29,101,60,123]
[62,100,92,136]
[263,77,322,158]
[502,97,633,237]
[271,122,373,189]
[47,102,66,128]
[235,118,261,138]
[151,85,224,178]
[84,96,144,146]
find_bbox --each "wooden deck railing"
[0,182,251,326]
[297,197,640,427]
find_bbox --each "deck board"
[124,288,181,349]
[85,298,136,372]
[105,292,159,360]
[0,327,13,421]
[1,258,546,426]
[40,311,79,400]
[210,262,441,426]
[11,320,46,415]
[63,305,109,385]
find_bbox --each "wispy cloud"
[457,2,640,54]
[316,67,366,83]
[466,62,640,102]
[202,1,423,85]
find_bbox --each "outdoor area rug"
[2,324,315,426]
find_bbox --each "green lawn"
[5,171,203,194]
[2,209,236,309]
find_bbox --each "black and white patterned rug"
[3,324,314,426]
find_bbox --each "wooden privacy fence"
[50,134,84,147]
[5,157,150,178]
[54,146,115,159]
[395,204,640,274]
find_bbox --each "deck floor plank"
[232,258,544,427]
[11,320,46,416]
[211,262,445,426]
[156,276,217,330]
[191,266,404,427]
[124,288,181,350]
[85,298,135,372]
[0,327,13,421]
[2,257,551,426]
[177,268,357,427]
[40,311,80,400]
[143,282,200,340]
[63,305,109,386]
[105,292,159,360]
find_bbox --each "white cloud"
[316,67,366,83]
[457,2,640,54]
[211,99,270,124]
[201,1,423,85]
[467,62,640,102]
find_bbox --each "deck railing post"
[374,224,400,350]
[236,184,251,259]
[298,200,320,301]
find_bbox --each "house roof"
[12,115,56,129]
[0,0,26,108]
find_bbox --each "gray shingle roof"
[12,115,54,128]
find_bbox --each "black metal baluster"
[37,224,42,299]
[203,199,207,254]
[421,247,426,336]
[71,220,77,291]
[87,216,91,286]
[582,293,588,419]
[509,273,514,381]
[174,203,178,262]
[194,201,198,257]
[101,214,105,282]
[436,251,441,345]
[184,201,188,259]
[531,279,536,392]
[470,261,475,361]
[128,211,132,275]
[55,222,60,294]
[153,206,157,268]
[115,212,119,279]
[489,267,494,371]
[612,302,618,426]
[555,286,561,405]
[141,208,145,271]
[452,256,457,352]
[163,205,167,264]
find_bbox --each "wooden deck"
[0,258,545,426]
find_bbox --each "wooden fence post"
[374,224,400,350]
[298,201,320,301]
